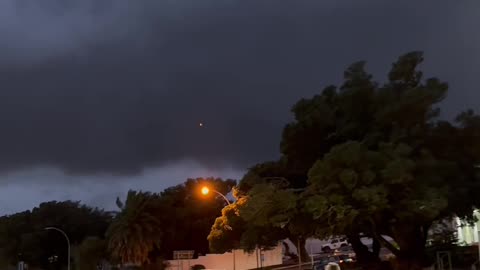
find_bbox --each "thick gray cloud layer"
[0,0,479,177]
[0,161,242,215]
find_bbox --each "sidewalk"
[271,262,314,270]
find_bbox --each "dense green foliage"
[0,201,111,270]
[107,190,163,265]
[156,178,236,257]
[74,237,108,270]
[0,178,234,269]
[106,178,235,266]
[208,195,287,254]
[209,52,480,270]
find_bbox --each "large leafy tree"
[229,51,480,269]
[0,178,235,269]
[106,190,162,265]
[227,60,384,263]
[208,203,244,253]
[74,237,108,270]
[239,183,315,261]
[208,194,287,254]
[156,178,236,258]
[306,142,443,267]
[230,163,313,260]
[302,53,480,269]
[107,177,235,265]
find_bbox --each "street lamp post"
[45,227,70,270]
[201,187,235,270]
[201,187,231,206]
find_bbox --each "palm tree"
[106,190,162,265]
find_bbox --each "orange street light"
[200,185,235,270]
[201,186,231,205]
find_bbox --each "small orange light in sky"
[201,186,210,195]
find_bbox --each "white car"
[322,237,349,252]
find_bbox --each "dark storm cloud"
[0,0,479,175]
[0,163,242,215]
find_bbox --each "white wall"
[457,210,480,245]
[284,237,395,256]
[283,238,327,255]
[166,245,283,270]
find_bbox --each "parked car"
[334,255,354,264]
[333,246,355,258]
[314,255,354,270]
[335,245,353,254]
[321,238,349,253]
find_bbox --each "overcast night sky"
[0,0,479,215]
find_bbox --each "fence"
[166,244,283,270]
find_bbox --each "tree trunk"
[347,234,382,269]
[290,237,309,263]
[372,238,381,259]
[392,225,428,270]
[282,242,291,256]
[298,237,310,263]
[393,258,423,270]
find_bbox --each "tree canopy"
[211,51,480,270]
[107,190,163,265]
[74,237,108,270]
[106,177,236,266]
[208,194,287,254]
[156,178,236,257]
[0,201,111,270]
[0,177,235,270]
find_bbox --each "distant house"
[457,210,480,245]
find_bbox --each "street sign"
[173,250,195,260]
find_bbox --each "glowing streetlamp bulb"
[200,186,230,205]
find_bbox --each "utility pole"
[310,243,314,268]
[297,239,302,270]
